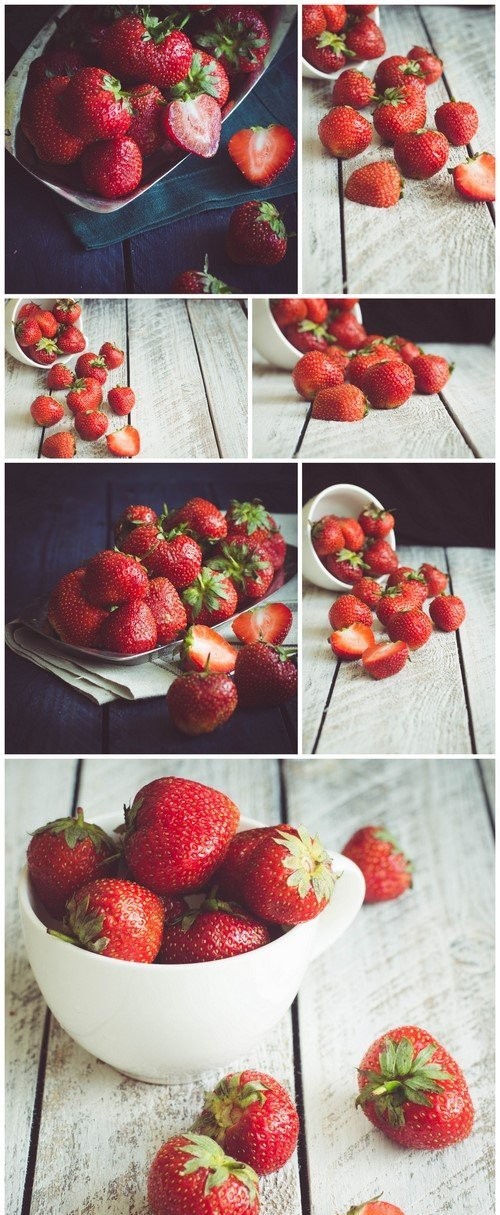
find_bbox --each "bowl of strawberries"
[5,296,86,368]
[303,482,396,591]
[302,5,383,81]
[253,296,363,370]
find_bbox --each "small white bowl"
[253,299,363,370]
[302,482,396,591]
[302,6,380,80]
[5,297,86,367]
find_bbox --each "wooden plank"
[478,758,495,820]
[74,298,130,458]
[447,547,495,754]
[187,299,249,459]
[302,73,344,291]
[421,4,495,151]
[252,358,309,458]
[432,343,495,459]
[283,757,494,1215]
[5,351,45,459]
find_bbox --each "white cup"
[303,482,396,591]
[302,6,380,79]
[5,297,86,367]
[18,812,365,1083]
[253,299,363,370]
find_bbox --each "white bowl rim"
[304,481,396,589]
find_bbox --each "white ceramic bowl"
[253,299,363,370]
[303,482,396,591]
[302,6,380,79]
[19,812,365,1084]
[5,297,86,367]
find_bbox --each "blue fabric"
[58,22,297,251]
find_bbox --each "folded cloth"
[58,23,297,251]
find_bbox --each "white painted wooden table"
[302,5,495,294]
[5,299,249,460]
[303,545,494,755]
[7,755,494,1214]
[252,343,495,459]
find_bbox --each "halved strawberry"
[362,640,409,679]
[329,622,374,660]
[232,602,293,646]
[182,624,238,673]
[105,425,140,457]
[228,124,296,185]
[449,152,495,202]
[163,94,222,157]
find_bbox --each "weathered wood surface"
[302,5,495,293]
[302,545,494,755]
[252,344,494,459]
[5,299,249,460]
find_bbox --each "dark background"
[302,464,495,548]
[359,299,495,344]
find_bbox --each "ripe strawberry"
[124,526,203,587]
[327,297,359,309]
[46,363,75,391]
[418,563,448,596]
[106,424,141,457]
[182,624,237,672]
[194,1071,299,1174]
[234,642,297,708]
[17,301,40,320]
[170,259,231,294]
[29,394,64,427]
[311,515,344,557]
[329,621,375,660]
[167,670,238,735]
[184,568,238,626]
[75,352,108,384]
[339,518,365,550]
[345,161,403,207]
[324,548,368,583]
[348,346,401,390]
[163,94,222,158]
[114,504,158,545]
[374,55,425,92]
[170,497,227,542]
[354,576,382,608]
[312,383,368,421]
[356,1026,474,1148]
[302,4,327,38]
[27,806,116,919]
[145,578,187,644]
[387,606,432,649]
[41,431,76,458]
[108,386,136,416]
[147,1134,260,1215]
[123,775,240,894]
[27,48,86,87]
[84,550,148,607]
[363,539,398,576]
[362,640,409,679]
[412,353,453,393]
[20,76,86,164]
[35,309,59,338]
[171,49,230,108]
[64,877,164,962]
[52,298,81,325]
[373,85,427,144]
[343,826,412,901]
[376,583,426,626]
[435,99,478,147]
[272,298,308,328]
[15,317,42,347]
[394,128,449,179]
[195,6,270,75]
[241,824,335,924]
[232,603,293,646]
[302,33,349,74]
[344,15,386,59]
[304,298,329,323]
[318,106,372,158]
[99,600,158,654]
[387,566,427,594]
[332,68,375,108]
[48,568,109,646]
[329,594,372,630]
[328,311,368,349]
[226,201,288,265]
[99,341,125,369]
[159,892,268,960]
[64,67,132,140]
[74,410,109,441]
[364,360,415,409]
[292,350,345,400]
[359,506,394,539]
[389,335,421,365]
[407,45,443,85]
[212,827,273,901]
[284,319,330,353]
[209,543,274,603]
[81,136,143,199]
[323,3,348,31]
[67,377,103,413]
[127,83,165,155]
[429,594,466,632]
[101,12,194,89]
[57,324,86,355]
[228,124,296,185]
[342,1203,405,1215]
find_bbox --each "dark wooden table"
[5,464,298,755]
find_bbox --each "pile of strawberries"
[302,4,384,74]
[311,504,466,679]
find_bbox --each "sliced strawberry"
[329,622,375,660]
[163,95,222,158]
[450,152,495,202]
[105,425,140,457]
[232,602,293,646]
[228,124,296,185]
[182,624,238,673]
[363,639,409,679]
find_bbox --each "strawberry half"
[228,124,296,185]
[329,622,375,660]
[449,152,495,202]
[105,425,140,457]
[163,94,222,157]
[182,624,238,672]
[362,640,409,679]
[232,602,293,646]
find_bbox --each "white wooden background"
[303,545,494,755]
[302,5,495,294]
[6,756,494,1214]
[252,343,495,459]
[5,299,249,460]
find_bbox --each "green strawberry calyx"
[228,499,272,534]
[102,74,132,111]
[356,1036,453,1127]
[345,1197,383,1215]
[361,504,393,522]
[196,17,268,70]
[274,826,336,903]
[30,807,115,854]
[179,1133,259,1199]
[208,542,271,587]
[335,548,369,571]
[177,889,244,932]
[256,201,287,240]
[315,30,355,58]
[193,1074,269,1141]
[183,568,232,618]
[65,890,110,954]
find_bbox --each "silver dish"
[5,5,296,214]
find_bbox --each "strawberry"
[323,5,349,33]
[363,539,398,576]
[241,824,335,924]
[114,504,158,545]
[171,50,230,108]
[48,569,109,648]
[303,5,327,38]
[387,606,433,649]
[147,1134,260,1215]
[101,12,194,89]
[387,565,427,593]
[359,506,394,539]
[124,526,203,588]
[41,431,76,458]
[345,161,403,207]
[342,1202,405,1215]
[57,324,86,355]
[145,578,187,644]
[228,124,296,186]
[99,600,158,654]
[328,594,372,629]
[75,352,108,384]
[106,424,141,457]
[64,67,132,140]
[84,550,148,607]
[327,297,359,309]
[344,15,386,59]
[374,55,425,92]
[284,320,330,353]
[376,584,426,626]
[234,642,297,709]
[232,603,293,646]
[364,360,415,409]
[17,301,40,320]
[127,83,165,155]
[353,576,382,608]
[108,386,136,416]
[311,515,344,557]
[412,353,453,393]
[34,309,59,338]
[194,1071,299,1174]
[318,106,372,158]
[46,363,75,391]
[373,85,427,144]
[182,624,237,672]
[168,496,227,542]
[27,49,86,87]
[435,100,478,147]
[226,201,288,265]
[27,807,116,918]
[170,258,231,294]
[312,383,368,421]
[343,826,412,901]
[272,298,308,328]
[81,136,143,199]
[30,394,64,427]
[304,298,329,323]
[64,877,165,962]
[15,317,42,347]
[212,827,273,901]
[209,543,274,603]
[356,1026,474,1148]
[123,775,240,894]
[324,548,368,583]
[20,76,86,164]
[329,621,375,660]
[362,640,409,679]
[163,94,222,158]
[332,69,375,109]
[52,298,81,325]
[67,377,103,413]
[388,335,421,365]
[418,563,448,596]
[429,594,466,632]
[348,345,401,390]
[194,6,270,75]
[166,670,238,735]
[184,568,238,626]
[158,892,269,961]
[99,341,124,370]
[74,410,109,441]
[303,33,350,74]
[292,350,345,399]
[394,128,449,179]
[407,45,443,85]
[339,518,365,551]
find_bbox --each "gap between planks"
[444,550,477,754]
[186,304,224,459]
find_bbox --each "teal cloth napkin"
[58,23,297,251]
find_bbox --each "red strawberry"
[171,49,230,108]
[364,360,415,409]
[272,298,308,328]
[359,506,394,539]
[356,1026,474,1148]
[27,48,86,87]
[241,824,335,924]
[343,826,412,901]
[67,377,103,413]
[354,576,382,608]
[41,431,75,458]
[412,353,453,393]
[209,543,274,603]
[64,67,132,140]
[329,594,372,630]
[194,6,270,75]
[182,624,237,672]
[225,501,282,554]
[15,317,42,347]
[387,565,427,593]
[348,345,401,390]
[17,301,41,320]
[373,85,427,144]
[123,775,240,894]
[166,670,238,735]
[407,45,443,85]
[108,385,136,416]
[99,600,158,654]
[64,877,164,962]
[344,15,386,59]
[363,539,398,576]
[342,1203,405,1215]
[114,504,158,545]
[312,383,368,421]
[387,606,432,649]
[168,496,227,542]
[362,639,409,679]
[394,128,449,179]
[418,563,448,596]
[226,201,288,265]
[84,550,148,607]
[228,124,296,185]
[48,569,108,648]
[212,827,273,902]
[318,106,372,158]
[163,94,222,158]
[232,603,293,646]
[183,568,238,625]
[127,83,165,154]
[30,394,64,427]
[374,55,425,92]
[311,515,345,557]
[147,1134,260,1215]
[304,298,329,323]
[323,5,348,33]
[145,577,187,644]
[81,136,143,199]
[158,892,268,960]
[170,259,231,294]
[27,807,117,919]
[99,341,125,370]
[345,161,403,207]
[46,363,75,391]
[329,621,375,660]
[389,335,421,365]
[435,100,478,147]
[52,298,81,325]
[75,352,108,384]
[328,311,367,349]
[429,594,466,632]
[74,410,109,441]
[34,309,59,337]
[332,68,375,108]
[327,296,359,309]
[338,518,365,551]
[57,324,86,355]
[194,1071,299,1174]
[106,424,141,457]
[376,583,426,626]
[20,76,86,164]
[292,350,344,400]
[101,12,194,89]
[325,548,368,583]
[284,320,330,353]
[124,526,203,588]
[302,5,327,39]
[233,642,297,708]
[302,33,349,74]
